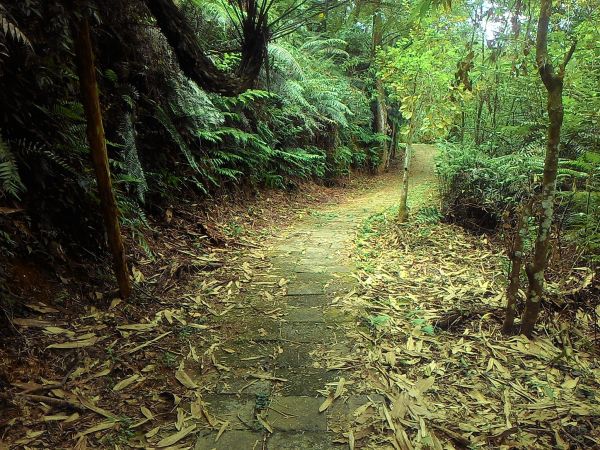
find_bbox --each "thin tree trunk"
[374,80,389,173]
[502,201,531,334]
[390,121,398,160]
[372,0,389,174]
[521,0,576,336]
[475,96,484,144]
[397,125,414,223]
[73,16,132,299]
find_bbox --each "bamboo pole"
[73,15,131,299]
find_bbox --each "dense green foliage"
[374,0,600,269]
[0,0,383,256]
[0,0,597,321]
[437,142,600,263]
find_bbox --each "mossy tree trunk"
[397,122,415,223]
[73,15,132,299]
[521,0,576,336]
[502,201,531,334]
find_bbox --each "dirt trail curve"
[193,144,437,449]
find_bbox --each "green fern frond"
[0,132,25,200]
[155,106,200,173]
[269,44,305,80]
[118,112,148,202]
[300,38,349,60]
[0,7,32,49]
[300,38,347,52]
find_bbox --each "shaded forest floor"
[2,145,599,449]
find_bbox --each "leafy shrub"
[436,142,544,225]
[437,142,600,264]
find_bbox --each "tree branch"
[144,0,267,96]
[558,39,577,79]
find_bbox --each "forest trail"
[192,144,438,449]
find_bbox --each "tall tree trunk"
[372,0,389,173]
[397,124,415,223]
[73,16,132,299]
[521,0,576,336]
[374,80,389,172]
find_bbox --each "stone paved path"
[193,146,435,449]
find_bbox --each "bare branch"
[558,39,577,79]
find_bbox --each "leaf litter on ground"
[339,204,600,449]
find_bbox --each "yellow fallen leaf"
[26,302,59,314]
[15,429,45,445]
[145,426,160,438]
[383,403,395,431]
[215,420,229,442]
[113,374,140,391]
[395,425,414,450]
[249,373,287,382]
[256,414,273,433]
[319,393,334,412]
[109,298,122,309]
[43,414,70,421]
[47,337,98,349]
[75,421,115,438]
[175,369,198,389]
[131,417,150,428]
[414,377,435,394]
[73,436,88,450]
[176,407,185,430]
[202,406,218,427]
[156,424,196,447]
[353,402,372,418]
[72,332,96,340]
[132,266,145,283]
[117,323,155,331]
[191,398,203,419]
[77,395,116,419]
[43,326,75,336]
[90,367,111,379]
[13,318,52,328]
[561,377,579,389]
[64,412,80,423]
[347,429,355,450]
[141,406,154,420]
[334,377,346,398]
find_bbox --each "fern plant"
[0,131,25,199]
[0,5,32,51]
